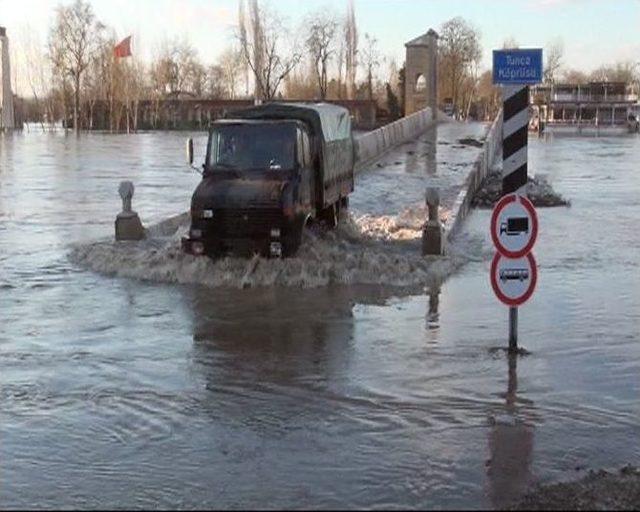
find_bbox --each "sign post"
[492,48,542,352]
[493,48,543,195]
[490,207,538,352]
[509,307,518,349]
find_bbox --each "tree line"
[19,0,372,132]
[14,0,639,132]
[436,21,639,122]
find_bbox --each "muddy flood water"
[1,126,639,509]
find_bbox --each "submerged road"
[59,119,492,289]
[352,120,488,219]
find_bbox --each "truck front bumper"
[181,236,206,256]
[181,235,283,258]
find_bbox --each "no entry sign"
[491,252,538,307]
[489,191,539,350]
[491,194,538,259]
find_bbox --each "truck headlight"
[270,242,282,258]
[192,242,205,255]
[202,209,214,219]
[270,228,281,238]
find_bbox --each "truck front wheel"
[319,202,339,229]
[283,224,304,257]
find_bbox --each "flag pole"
[110,50,114,133]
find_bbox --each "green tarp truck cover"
[227,102,352,142]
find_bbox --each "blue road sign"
[493,49,543,85]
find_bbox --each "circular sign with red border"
[490,252,538,307]
[490,194,538,259]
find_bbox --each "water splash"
[69,209,484,290]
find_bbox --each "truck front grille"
[197,209,283,238]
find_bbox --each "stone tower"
[0,26,15,130]
[404,29,438,118]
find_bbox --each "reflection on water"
[487,355,534,509]
[1,130,640,509]
[189,286,357,387]
[426,285,440,330]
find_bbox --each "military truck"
[181,103,354,258]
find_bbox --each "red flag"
[114,36,132,59]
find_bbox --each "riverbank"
[512,466,640,510]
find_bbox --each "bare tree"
[386,57,399,92]
[562,69,588,84]
[360,33,380,100]
[218,47,243,98]
[237,1,301,101]
[474,70,501,120]
[590,61,637,84]
[282,63,316,99]
[187,62,207,97]
[150,38,204,97]
[247,0,264,99]
[149,48,177,97]
[238,0,250,96]
[48,29,71,132]
[18,26,52,130]
[344,0,358,99]
[305,10,339,99]
[502,37,519,49]
[82,33,111,130]
[544,39,563,85]
[335,32,345,99]
[206,65,226,98]
[462,56,481,120]
[117,56,147,133]
[48,0,105,132]
[438,17,481,119]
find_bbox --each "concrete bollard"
[115,181,145,241]
[422,186,444,256]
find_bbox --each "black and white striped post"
[502,85,530,196]
[493,48,543,352]
[502,84,530,349]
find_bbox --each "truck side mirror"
[186,138,194,166]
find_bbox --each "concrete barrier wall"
[444,109,503,241]
[354,108,434,173]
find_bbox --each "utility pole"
[0,26,16,130]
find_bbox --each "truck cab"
[182,103,354,258]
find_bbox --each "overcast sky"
[1,0,639,95]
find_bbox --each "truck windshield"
[208,123,296,171]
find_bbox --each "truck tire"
[319,202,339,229]
[283,224,304,257]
